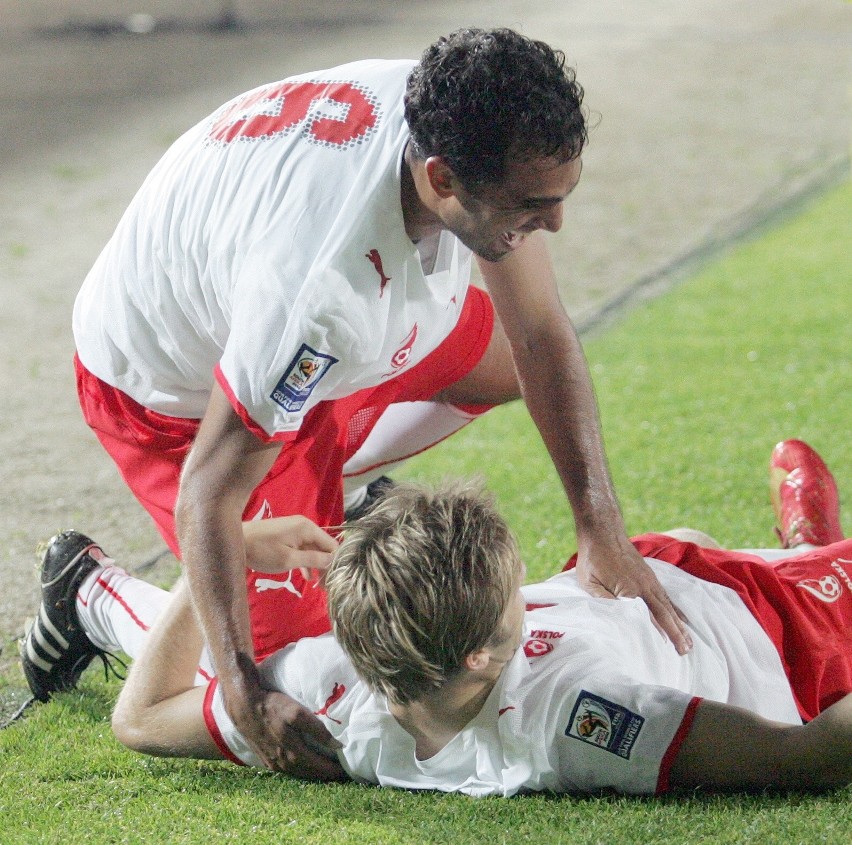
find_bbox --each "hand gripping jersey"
[204,557,802,796]
[73,60,472,440]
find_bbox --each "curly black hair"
[405,28,587,191]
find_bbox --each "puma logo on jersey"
[315,682,346,724]
[365,248,391,296]
[255,576,303,598]
[250,499,273,521]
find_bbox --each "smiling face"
[434,155,582,262]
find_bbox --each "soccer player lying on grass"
[22,440,852,795]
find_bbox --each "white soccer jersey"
[73,60,472,438]
[205,558,801,796]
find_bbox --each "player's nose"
[537,202,564,233]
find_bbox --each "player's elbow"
[774,713,852,791]
[111,697,151,753]
[670,698,852,793]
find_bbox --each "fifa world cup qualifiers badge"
[566,691,645,759]
[271,344,338,412]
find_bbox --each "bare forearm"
[671,696,852,792]
[176,489,256,689]
[479,236,690,650]
[478,236,622,537]
[112,578,218,759]
[173,382,282,707]
[512,311,622,535]
[775,695,852,790]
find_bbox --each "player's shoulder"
[289,633,354,674]
[275,58,416,106]
[300,58,417,79]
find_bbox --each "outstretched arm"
[112,577,219,758]
[670,695,852,791]
[477,234,691,654]
[112,515,338,760]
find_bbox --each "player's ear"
[464,649,490,672]
[424,156,459,199]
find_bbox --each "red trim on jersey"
[450,402,495,416]
[213,363,299,444]
[656,696,702,794]
[202,679,245,766]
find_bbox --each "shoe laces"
[92,650,128,683]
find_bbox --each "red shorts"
[628,535,852,721]
[76,286,495,658]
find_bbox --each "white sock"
[342,401,487,502]
[76,565,168,659]
[734,545,817,562]
[76,565,217,684]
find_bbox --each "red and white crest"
[523,638,554,658]
[385,324,418,374]
[796,575,842,603]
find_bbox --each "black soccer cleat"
[343,476,397,523]
[20,530,109,702]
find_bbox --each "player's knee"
[662,528,723,549]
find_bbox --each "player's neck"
[400,143,444,244]
[389,674,497,761]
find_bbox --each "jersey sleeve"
[216,256,366,441]
[201,634,356,767]
[549,677,701,795]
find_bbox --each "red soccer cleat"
[769,439,844,548]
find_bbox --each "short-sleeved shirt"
[73,60,472,440]
[203,557,801,796]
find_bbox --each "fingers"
[612,576,692,655]
[272,730,347,781]
[641,589,693,655]
[293,518,340,554]
[580,581,617,599]
[576,543,694,655]
[246,692,346,781]
[243,515,339,574]
[286,547,333,572]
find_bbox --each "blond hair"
[325,481,522,705]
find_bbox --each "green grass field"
[1,182,849,844]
